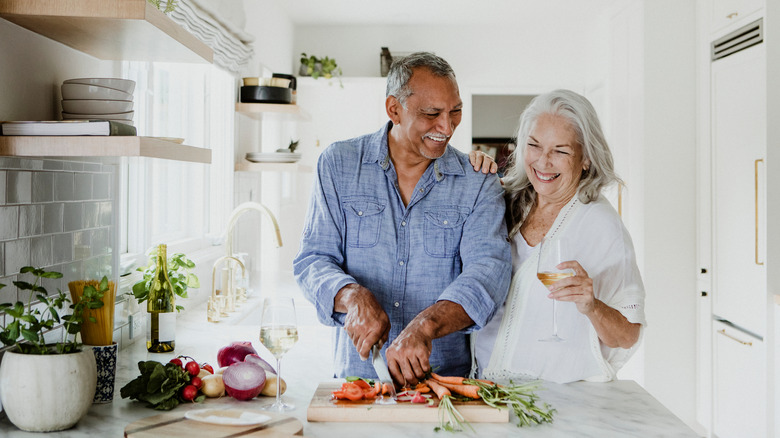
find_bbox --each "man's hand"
[334,284,390,360]
[384,300,473,386]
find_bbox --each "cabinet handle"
[717,328,752,346]
[755,158,764,266]
[727,11,738,19]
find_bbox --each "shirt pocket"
[342,198,385,248]
[424,207,469,258]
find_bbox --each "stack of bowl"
[61,78,136,126]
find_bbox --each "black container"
[240,86,292,104]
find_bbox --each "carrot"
[426,379,451,400]
[430,372,465,385]
[433,380,481,399]
[382,382,392,395]
[471,378,495,386]
[414,382,431,394]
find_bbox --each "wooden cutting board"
[307,381,508,423]
[124,409,303,437]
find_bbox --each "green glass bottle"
[147,244,176,352]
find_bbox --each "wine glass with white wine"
[537,236,574,342]
[259,297,299,412]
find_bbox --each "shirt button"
[401,221,406,226]
[358,211,363,216]
[443,220,448,225]
[394,302,400,307]
[419,188,424,193]
[399,261,404,266]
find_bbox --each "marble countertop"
[0,274,699,437]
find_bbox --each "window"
[119,61,234,268]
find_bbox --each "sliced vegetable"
[217,341,258,368]
[222,361,266,401]
[244,353,276,375]
[410,391,426,403]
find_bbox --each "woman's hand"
[468,150,498,174]
[547,261,595,314]
[547,260,640,349]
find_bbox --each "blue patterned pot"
[87,342,118,403]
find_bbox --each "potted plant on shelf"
[299,52,343,87]
[0,267,110,432]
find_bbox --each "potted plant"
[300,52,343,87]
[0,267,110,432]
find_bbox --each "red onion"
[244,353,276,374]
[217,341,258,368]
[222,361,266,401]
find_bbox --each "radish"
[222,361,266,401]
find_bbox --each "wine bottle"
[146,244,176,352]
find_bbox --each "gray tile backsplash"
[0,160,118,345]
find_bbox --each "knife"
[371,344,397,404]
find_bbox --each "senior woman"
[471,89,646,384]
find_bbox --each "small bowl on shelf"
[61,99,134,114]
[62,111,134,121]
[61,83,133,101]
[62,78,136,94]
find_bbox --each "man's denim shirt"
[294,122,511,378]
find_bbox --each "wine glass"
[536,236,574,342]
[259,297,299,412]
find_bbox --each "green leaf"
[21,327,40,342]
[19,266,37,274]
[13,281,34,290]
[40,271,63,279]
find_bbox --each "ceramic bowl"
[61,83,133,101]
[61,99,133,114]
[62,110,134,120]
[62,78,135,94]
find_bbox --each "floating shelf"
[235,103,309,121]
[235,160,312,173]
[0,136,212,163]
[0,0,213,63]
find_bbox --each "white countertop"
[0,274,698,437]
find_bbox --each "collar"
[364,121,466,181]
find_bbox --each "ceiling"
[276,0,619,26]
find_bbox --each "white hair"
[503,89,622,237]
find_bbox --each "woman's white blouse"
[474,195,646,384]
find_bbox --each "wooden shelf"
[235,160,312,173]
[235,103,309,121]
[0,136,212,163]
[0,0,213,63]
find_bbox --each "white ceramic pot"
[0,349,96,432]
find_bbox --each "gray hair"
[386,52,457,107]
[503,89,622,237]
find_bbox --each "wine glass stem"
[552,299,559,336]
[275,357,282,405]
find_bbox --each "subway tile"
[91,228,109,257]
[30,236,52,268]
[6,171,32,204]
[42,160,64,171]
[74,173,92,201]
[0,170,5,205]
[18,159,43,171]
[0,275,14,303]
[52,233,73,264]
[63,203,83,232]
[0,157,21,169]
[83,162,102,172]
[19,205,43,237]
[0,206,19,241]
[32,172,54,203]
[5,238,31,275]
[83,202,99,229]
[74,230,91,259]
[92,173,111,200]
[0,242,4,276]
[54,173,74,201]
[98,201,113,227]
[63,162,84,172]
[43,203,64,234]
